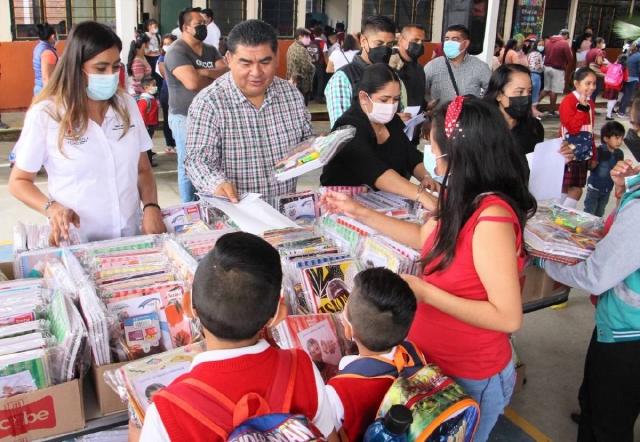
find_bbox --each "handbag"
[563,106,594,161]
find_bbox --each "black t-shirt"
[398,59,427,110]
[320,104,423,188]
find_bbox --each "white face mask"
[365,94,398,124]
[301,36,311,46]
[148,86,158,95]
[602,43,606,49]
[423,145,447,183]
[163,45,172,53]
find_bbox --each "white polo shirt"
[140,340,336,442]
[15,94,153,242]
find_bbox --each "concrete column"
[115,0,138,63]
[503,0,515,39]
[0,0,13,42]
[297,0,306,29]
[479,0,500,66]
[567,0,579,40]
[432,0,444,42]
[348,0,363,33]
[246,0,259,20]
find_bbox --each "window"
[11,0,115,40]
[207,0,247,37]
[259,0,297,37]
[363,0,434,41]
[576,0,631,48]
[496,0,508,40]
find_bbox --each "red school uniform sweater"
[327,342,426,442]
[153,347,319,442]
[137,94,159,127]
[559,92,597,152]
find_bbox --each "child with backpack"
[602,54,628,121]
[136,232,337,442]
[137,76,159,167]
[584,121,625,217]
[326,268,421,442]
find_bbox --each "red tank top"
[408,195,525,380]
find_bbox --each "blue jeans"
[168,113,196,202]
[531,72,542,104]
[584,187,611,217]
[452,361,516,442]
[619,80,638,115]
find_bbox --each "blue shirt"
[587,144,624,192]
[627,52,640,80]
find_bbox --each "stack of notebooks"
[525,204,604,264]
[274,126,356,181]
[176,228,239,262]
[0,276,88,398]
[161,202,211,234]
[271,314,355,382]
[81,236,200,363]
[263,228,359,316]
[105,342,206,424]
[13,222,86,255]
[264,190,319,226]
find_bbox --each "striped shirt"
[423,53,491,102]
[184,73,314,196]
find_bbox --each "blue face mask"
[443,40,463,59]
[85,71,119,101]
[423,145,447,183]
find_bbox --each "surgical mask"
[162,45,172,53]
[85,71,119,101]
[443,40,464,59]
[367,44,392,64]
[150,28,158,34]
[192,24,208,41]
[423,145,447,183]
[144,47,151,54]
[301,36,311,46]
[625,173,640,194]
[602,44,606,49]
[148,86,158,95]
[537,46,544,52]
[406,41,425,61]
[366,94,398,124]
[503,95,532,119]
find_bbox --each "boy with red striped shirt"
[136,232,337,442]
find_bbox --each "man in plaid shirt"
[185,19,313,202]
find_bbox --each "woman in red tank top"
[321,96,538,441]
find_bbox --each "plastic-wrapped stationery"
[299,259,359,314]
[48,290,89,381]
[268,191,318,225]
[84,235,159,257]
[0,348,57,396]
[161,202,205,233]
[78,282,113,366]
[105,342,207,423]
[271,314,355,382]
[274,126,356,181]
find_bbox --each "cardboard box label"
[0,396,56,438]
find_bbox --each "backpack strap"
[335,343,424,379]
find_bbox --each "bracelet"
[415,185,424,202]
[143,203,161,211]
[43,199,56,215]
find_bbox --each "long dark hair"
[483,64,542,136]
[423,96,537,273]
[127,34,150,76]
[502,38,518,63]
[34,21,129,151]
[343,34,357,51]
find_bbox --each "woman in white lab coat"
[9,21,166,244]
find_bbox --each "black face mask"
[192,25,208,42]
[367,45,392,64]
[625,128,640,160]
[504,95,532,119]
[406,42,425,61]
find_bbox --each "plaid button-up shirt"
[424,53,492,102]
[185,73,314,196]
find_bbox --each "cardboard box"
[514,364,527,394]
[90,361,127,416]
[0,263,14,281]
[0,379,84,441]
[519,265,567,305]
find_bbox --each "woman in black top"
[320,64,436,209]
[483,64,545,177]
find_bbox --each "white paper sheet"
[528,138,565,202]
[404,106,421,118]
[199,193,300,235]
[403,113,426,139]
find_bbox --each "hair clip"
[444,96,465,138]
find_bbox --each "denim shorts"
[451,361,517,442]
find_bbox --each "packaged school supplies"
[271,314,354,382]
[274,126,356,181]
[105,341,207,424]
[12,222,87,255]
[161,202,206,233]
[176,228,238,262]
[525,204,604,262]
[48,290,89,382]
[265,191,319,226]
